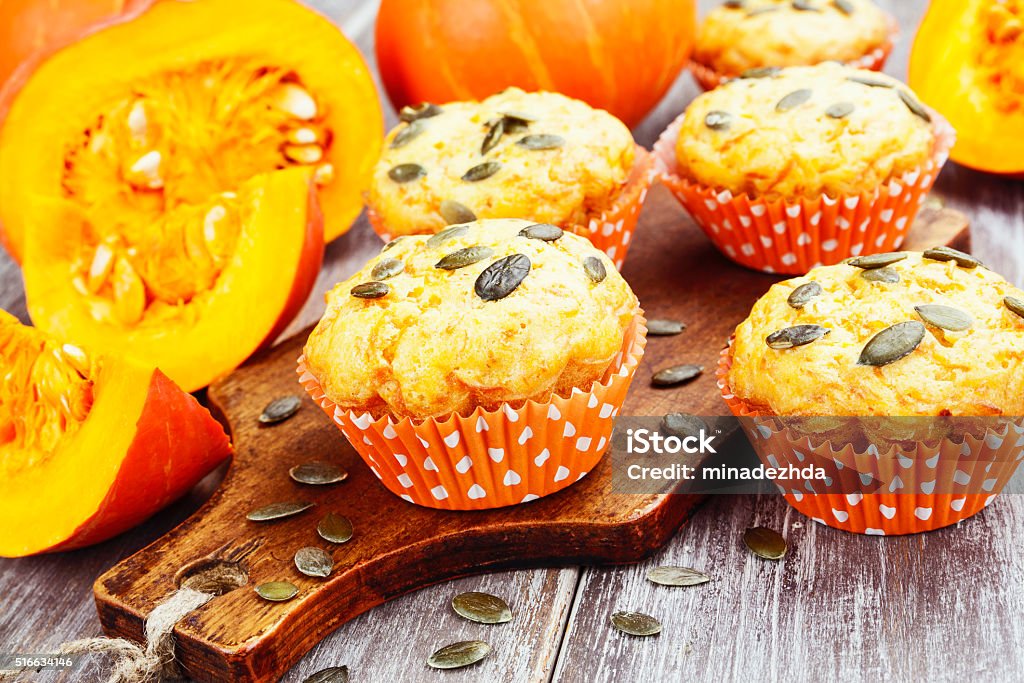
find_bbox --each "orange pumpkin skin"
[909,0,1024,175]
[375,0,697,127]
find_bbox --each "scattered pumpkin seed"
[427,224,470,248]
[452,591,512,624]
[371,257,404,280]
[246,501,314,522]
[857,321,926,367]
[439,199,477,225]
[260,395,302,424]
[923,245,983,269]
[1005,296,1024,320]
[705,110,733,131]
[861,267,900,284]
[436,246,494,270]
[847,252,906,269]
[652,364,704,387]
[255,581,298,602]
[646,566,712,587]
[660,413,708,439]
[915,304,973,332]
[399,102,442,123]
[289,461,348,486]
[787,282,822,309]
[317,512,354,544]
[390,119,426,149]
[846,75,893,88]
[303,666,349,683]
[519,223,563,241]
[826,101,855,119]
[475,254,531,301]
[647,319,686,336]
[481,119,505,154]
[776,89,812,112]
[462,161,502,182]
[517,134,566,150]
[388,163,426,183]
[898,89,932,122]
[766,325,830,349]
[740,67,780,79]
[295,547,334,578]
[427,641,492,670]
[583,256,607,283]
[792,0,819,11]
[351,281,389,299]
[833,0,854,14]
[610,611,662,637]
[744,527,787,560]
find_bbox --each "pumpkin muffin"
[691,0,895,89]
[367,89,654,268]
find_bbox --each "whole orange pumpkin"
[375,0,697,127]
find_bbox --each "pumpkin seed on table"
[647,319,686,336]
[776,89,813,112]
[857,321,926,367]
[255,581,299,602]
[705,110,733,131]
[646,566,712,587]
[427,641,492,669]
[583,256,607,283]
[439,199,476,225]
[371,257,404,280]
[660,413,708,439]
[427,224,470,248]
[610,611,662,637]
[318,512,354,544]
[462,161,502,182]
[247,501,314,522]
[833,0,854,14]
[847,251,906,269]
[390,119,426,149]
[765,325,829,349]
[1005,296,1024,319]
[915,304,973,332]
[351,281,389,299]
[517,134,566,150]
[303,666,349,683]
[399,102,442,123]
[260,395,301,424]
[861,267,900,284]
[452,591,512,624]
[652,364,704,387]
[475,254,531,301]
[295,547,334,578]
[825,102,855,119]
[289,461,348,486]
[787,282,822,309]
[744,527,787,560]
[435,246,494,270]
[898,89,932,122]
[481,119,504,154]
[923,245,983,269]
[519,223,563,241]
[388,163,426,183]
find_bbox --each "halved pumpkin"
[0,0,382,260]
[0,310,232,557]
[909,0,1024,175]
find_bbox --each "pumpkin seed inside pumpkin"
[517,134,566,150]
[583,256,607,283]
[915,304,973,332]
[923,246,983,269]
[857,321,926,367]
[388,163,426,183]
[776,89,813,112]
[705,110,733,131]
[317,512,354,544]
[647,319,686,336]
[861,267,900,284]
[302,666,349,683]
[351,281,389,299]
[439,200,477,225]
[743,527,787,559]
[255,581,298,602]
[371,257,404,280]
[427,641,492,670]
[246,501,314,522]
[646,566,712,587]
[289,461,348,486]
[787,282,822,309]
[260,395,302,424]
[519,223,563,241]
[475,254,531,301]
[462,161,502,182]
[652,364,704,387]
[294,547,334,578]
[452,591,513,624]
[766,325,830,349]
[826,101,856,119]
[610,611,662,637]
[435,246,495,270]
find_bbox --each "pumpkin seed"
[439,199,477,225]
[826,101,855,119]
[1005,296,1024,319]
[765,325,830,349]
[746,5,779,15]
[857,321,926,367]
[833,0,854,14]
[861,267,900,284]
[382,235,408,252]
[846,75,893,88]
[740,66,780,79]
[583,256,607,283]
[436,246,494,270]
[475,254,531,301]
[743,527,787,559]
[294,547,334,578]
[399,102,442,123]
[776,89,813,112]
[255,581,298,602]
[923,246,983,269]
[390,119,426,149]
[898,89,932,122]
[647,319,686,336]
[462,161,502,182]
[519,223,563,241]
[289,461,348,486]
[660,413,708,439]
[427,641,492,669]
[652,364,703,387]
[792,0,820,11]
[283,144,324,165]
[317,512,354,544]
[303,666,349,683]
[915,304,972,332]
[646,566,712,587]
[610,611,662,637]
[351,281,390,299]
[371,257,405,281]
[517,134,566,150]
[787,282,822,308]
[724,0,745,7]
[705,110,733,131]
[847,251,907,269]
[388,163,426,183]
[452,591,512,624]
[501,110,537,126]
[260,395,302,424]
[427,224,470,248]
[246,501,314,522]
[481,118,505,154]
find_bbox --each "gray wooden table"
[3,1,1024,681]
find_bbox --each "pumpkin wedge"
[0,0,382,260]
[0,310,232,557]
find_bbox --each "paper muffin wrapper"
[296,314,647,511]
[368,146,656,271]
[654,105,955,275]
[688,18,898,91]
[717,344,1024,535]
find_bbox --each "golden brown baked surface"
[727,252,1024,416]
[674,64,935,199]
[304,219,639,419]
[369,89,635,237]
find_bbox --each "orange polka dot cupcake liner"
[718,344,1024,535]
[368,146,656,271]
[654,106,955,275]
[296,314,647,511]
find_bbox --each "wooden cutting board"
[93,188,969,682]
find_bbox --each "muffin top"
[369,89,636,237]
[727,251,1024,416]
[674,64,935,199]
[694,0,891,77]
[303,219,639,419]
